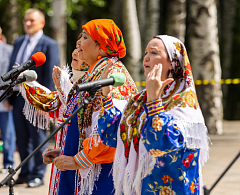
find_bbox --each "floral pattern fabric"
[98,95,200,195]
[82,19,126,58]
[97,35,209,195]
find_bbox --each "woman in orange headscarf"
[21,19,137,195]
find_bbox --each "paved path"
[0,120,239,195]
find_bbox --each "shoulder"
[41,34,58,46]
[2,43,13,51]
[13,35,25,45]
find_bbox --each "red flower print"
[186,63,191,71]
[183,153,194,168]
[28,98,33,104]
[134,94,140,100]
[134,143,139,151]
[133,136,139,145]
[124,141,128,148]
[185,70,189,75]
[174,94,180,99]
[164,105,168,110]
[135,109,140,115]
[36,87,44,94]
[26,90,30,96]
[119,86,128,96]
[120,124,125,133]
[182,46,185,55]
[125,147,130,158]
[29,88,36,94]
[50,91,57,95]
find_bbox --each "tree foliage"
[1,0,240,121]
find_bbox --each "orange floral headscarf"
[82,19,126,58]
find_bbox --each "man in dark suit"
[8,8,60,188]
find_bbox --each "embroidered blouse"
[98,92,201,195]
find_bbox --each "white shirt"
[15,30,43,65]
[13,30,43,91]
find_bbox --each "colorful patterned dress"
[20,57,137,195]
[97,35,209,195]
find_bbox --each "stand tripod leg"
[8,178,14,195]
[204,150,240,195]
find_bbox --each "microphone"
[75,73,126,92]
[1,52,46,82]
[0,70,38,90]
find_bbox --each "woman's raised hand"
[42,148,60,164]
[101,59,117,96]
[146,64,173,102]
[52,66,62,90]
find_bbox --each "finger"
[102,62,113,79]
[147,65,157,80]
[42,148,50,156]
[155,64,162,79]
[162,78,174,88]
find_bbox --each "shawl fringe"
[79,164,102,195]
[123,164,134,195]
[174,120,210,166]
[20,85,53,130]
[112,154,123,195]
[132,152,156,195]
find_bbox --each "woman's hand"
[101,60,117,97]
[146,64,173,102]
[42,148,60,164]
[54,155,81,171]
[52,66,62,91]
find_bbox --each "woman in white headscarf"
[98,35,209,195]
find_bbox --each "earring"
[97,55,102,60]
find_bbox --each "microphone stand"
[0,85,14,103]
[0,87,99,195]
[0,74,19,102]
[203,150,240,195]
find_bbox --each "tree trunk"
[188,0,223,134]
[112,0,122,28]
[121,0,142,85]
[6,0,20,44]
[220,0,236,118]
[145,0,160,45]
[136,0,147,47]
[165,0,186,43]
[51,0,67,68]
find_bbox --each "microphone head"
[31,52,46,67]
[24,70,38,82]
[110,73,126,87]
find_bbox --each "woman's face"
[143,38,172,80]
[71,48,83,70]
[76,29,100,65]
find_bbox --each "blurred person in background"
[0,26,16,174]
[8,8,60,187]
